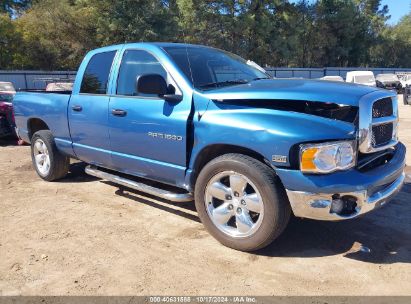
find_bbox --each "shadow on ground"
[64,162,411,265]
[111,181,411,265]
[112,185,200,223]
[61,161,99,183]
[0,136,19,147]
[257,198,411,265]
[259,181,411,264]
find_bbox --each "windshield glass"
[0,82,15,92]
[377,74,398,81]
[354,75,375,83]
[163,46,269,90]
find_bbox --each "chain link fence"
[0,71,76,90]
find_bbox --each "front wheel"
[194,154,291,251]
[31,130,69,181]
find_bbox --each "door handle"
[112,109,127,117]
[72,105,83,112]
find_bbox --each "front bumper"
[277,142,406,221]
[286,172,404,220]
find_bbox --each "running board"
[85,165,193,202]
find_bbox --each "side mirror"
[136,74,183,103]
[136,74,167,96]
[163,94,183,103]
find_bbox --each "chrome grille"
[358,92,398,153]
[372,123,393,146]
[372,98,393,118]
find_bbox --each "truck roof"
[90,42,214,53]
[346,71,374,76]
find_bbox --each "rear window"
[80,51,116,94]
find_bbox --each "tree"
[0,13,22,69]
[1,0,409,70]
[371,13,411,67]
[88,0,179,45]
[287,0,322,67]
[14,0,99,69]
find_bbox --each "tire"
[194,153,291,251]
[31,130,69,181]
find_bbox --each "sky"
[382,0,410,24]
[290,0,410,25]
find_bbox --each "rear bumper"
[277,142,406,221]
[0,116,13,138]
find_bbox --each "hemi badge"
[272,155,287,163]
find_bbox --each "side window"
[80,51,116,94]
[117,50,168,96]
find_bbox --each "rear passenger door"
[108,49,190,186]
[68,50,116,166]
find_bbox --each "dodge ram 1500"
[14,43,406,251]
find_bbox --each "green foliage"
[0,13,22,68]
[371,13,411,67]
[12,0,99,69]
[0,0,410,70]
[87,0,179,45]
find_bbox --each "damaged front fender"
[190,94,357,171]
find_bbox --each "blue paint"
[13,42,406,195]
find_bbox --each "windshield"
[0,82,15,92]
[354,75,375,83]
[377,74,399,81]
[163,46,269,90]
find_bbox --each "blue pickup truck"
[14,43,406,251]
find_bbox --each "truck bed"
[13,91,73,152]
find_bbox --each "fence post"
[24,73,28,89]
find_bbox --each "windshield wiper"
[252,77,271,81]
[198,79,249,89]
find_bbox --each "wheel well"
[28,118,49,140]
[192,144,270,184]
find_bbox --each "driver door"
[108,49,190,186]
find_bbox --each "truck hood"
[200,79,381,107]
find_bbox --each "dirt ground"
[0,96,410,296]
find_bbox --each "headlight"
[300,141,356,173]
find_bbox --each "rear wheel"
[194,154,291,251]
[31,130,69,181]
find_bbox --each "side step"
[85,165,193,202]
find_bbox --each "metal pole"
[24,73,28,89]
